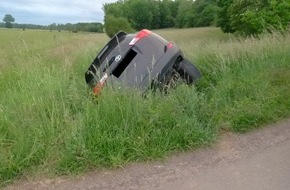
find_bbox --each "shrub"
[104,15,135,38]
[218,0,290,36]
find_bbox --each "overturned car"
[85,29,201,94]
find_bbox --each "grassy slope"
[0,28,289,185]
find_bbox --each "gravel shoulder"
[5,118,290,190]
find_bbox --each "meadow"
[0,27,290,185]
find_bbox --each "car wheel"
[175,58,201,84]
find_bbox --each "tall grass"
[0,28,289,185]
[188,32,290,132]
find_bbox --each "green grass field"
[0,28,290,185]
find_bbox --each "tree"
[176,0,193,28]
[48,23,57,31]
[159,0,174,28]
[124,0,153,30]
[149,0,161,29]
[218,0,290,36]
[217,0,235,33]
[104,15,134,38]
[190,0,220,27]
[103,1,124,18]
[227,0,267,35]
[263,0,290,32]
[3,14,15,28]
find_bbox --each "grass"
[0,27,290,186]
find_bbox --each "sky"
[1,0,118,25]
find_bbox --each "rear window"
[112,49,137,78]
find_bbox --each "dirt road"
[6,118,290,190]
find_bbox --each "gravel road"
[6,118,290,190]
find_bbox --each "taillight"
[167,42,174,49]
[129,29,152,46]
[92,73,108,95]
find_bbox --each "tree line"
[104,0,290,37]
[2,0,289,36]
[104,0,219,33]
[1,14,104,33]
[46,22,103,33]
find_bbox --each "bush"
[104,15,135,38]
[218,0,290,36]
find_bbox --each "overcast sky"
[1,0,118,25]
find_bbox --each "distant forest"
[0,22,104,33]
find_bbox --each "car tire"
[175,58,201,84]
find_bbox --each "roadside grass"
[188,32,290,132]
[0,27,289,185]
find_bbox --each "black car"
[85,29,201,94]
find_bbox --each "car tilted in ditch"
[85,29,201,94]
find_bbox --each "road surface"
[6,118,290,190]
